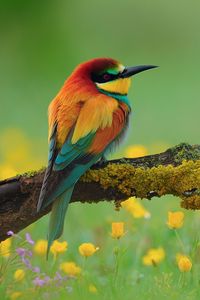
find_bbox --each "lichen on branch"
[82,160,200,208]
[0,143,199,241]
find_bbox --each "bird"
[37,58,157,257]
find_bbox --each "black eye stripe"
[91,72,119,83]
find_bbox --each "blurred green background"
[0,0,199,163]
[0,1,200,299]
[0,0,199,231]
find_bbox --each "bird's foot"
[98,155,107,167]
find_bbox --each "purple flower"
[27,250,33,257]
[16,248,26,257]
[25,233,35,245]
[44,276,50,283]
[33,277,46,287]
[33,266,40,273]
[7,230,14,236]
[22,257,32,269]
[54,272,63,281]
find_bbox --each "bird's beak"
[119,65,158,78]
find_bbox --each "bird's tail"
[46,186,74,259]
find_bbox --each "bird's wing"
[37,96,127,211]
[37,124,97,212]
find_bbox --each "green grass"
[1,196,200,300]
[0,1,200,299]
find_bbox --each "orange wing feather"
[71,94,118,144]
[89,102,129,153]
[48,92,83,147]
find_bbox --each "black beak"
[119,65,158,78]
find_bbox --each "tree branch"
[0,143,199,241]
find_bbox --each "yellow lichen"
[81,160,200,209]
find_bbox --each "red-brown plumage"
[38,58,132,253]
[68,57,119,80]
[58,58,119,99]
[89,102,129,153]
[48,58,125,147]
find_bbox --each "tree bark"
[0,143,199,242]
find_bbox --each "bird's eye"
[91,72,118,83]
[103,73,111,81]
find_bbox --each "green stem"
[174,230,185,253]
[113,240,121,286]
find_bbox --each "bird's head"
[69,58,157,97]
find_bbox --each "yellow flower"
[89,284,98,293]
[121,197,150,219]
[0,164,17,180]
[0,128,44,174]
[111,222,125,239]
[176,254,192,272]
[10,292,22,300]
[50,240,68,256]
[0,238,11,257]
[167,211,184,229]
[14,269,25,281]
[125,145,147,158]
[34,240,47,256]
[79,243,99,257]
[60,261,81,276]
[142,247,165,266]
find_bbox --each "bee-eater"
[37,58,157,256]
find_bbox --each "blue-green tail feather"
[46,186,74,259]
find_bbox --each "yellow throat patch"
[97,77,131,95]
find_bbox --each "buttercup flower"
[0,128,44,175]
[167,211,184,229]
[79,243,99,257]
[0,164,17,180]
[176,253,183,264]
[10,291,22,300]
[14,269,25,281]
[0,238,11,257]
[34,240,48,256]
[111,222,125,239]
[142,247,165,266]
[125,145,147,158]
[50,240,68,256]
[60,261,81,276]
[176,254,192,272]
[121,197,150,219]
[89,284,98,293]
